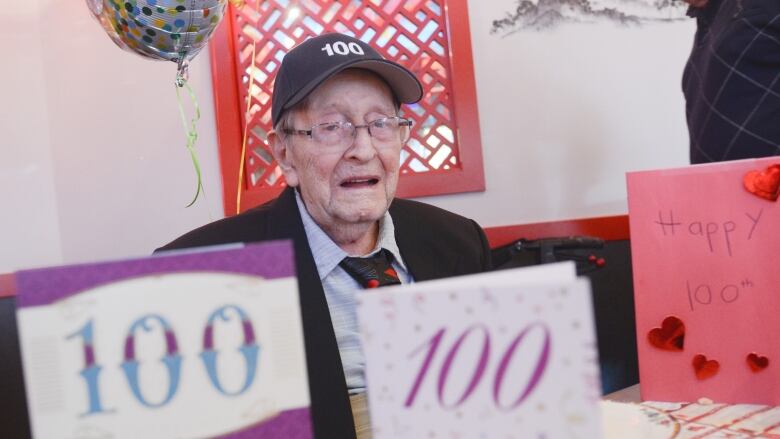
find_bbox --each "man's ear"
[269,131,299,187]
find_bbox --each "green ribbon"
[175,75,203,207]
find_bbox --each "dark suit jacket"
[684,0,780,163]
[158,187,491,438]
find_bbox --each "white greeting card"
[357,263,602,438]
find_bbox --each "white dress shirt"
[295,191,413,394]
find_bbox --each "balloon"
[86,0,228,77]
[85,0,231,206]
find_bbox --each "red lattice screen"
[210,0,484,215]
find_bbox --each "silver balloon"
[87,0,228,76]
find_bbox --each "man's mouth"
[340,177,379,188]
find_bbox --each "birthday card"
[357,263,603,438]
[628,157,780,404]
[15,242,312,438]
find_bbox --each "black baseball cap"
[271,33,424,127]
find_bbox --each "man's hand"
[682,0,709,7]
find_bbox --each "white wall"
[1,1,63,272]
[0,0,695,272]
[0,0,222,272]
[425,0,694,227]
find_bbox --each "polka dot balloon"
[87,0,228,77]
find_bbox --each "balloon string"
[236,0,261,215]
[175,76,203,208]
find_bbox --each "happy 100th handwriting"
[654,209,764,257]
[686,279,754,311]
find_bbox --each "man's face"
[273,70,403,233]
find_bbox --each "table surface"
[603,383,641,403]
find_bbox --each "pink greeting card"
[627,157,780,404]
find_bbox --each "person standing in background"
[682,0,780,163]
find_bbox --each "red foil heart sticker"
[747,353,770,372]
[692,354,720,380]
[743,163,780,201]
[647,316,685,351]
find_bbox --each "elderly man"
[159,33,491,438]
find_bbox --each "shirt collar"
[294,190,408,280]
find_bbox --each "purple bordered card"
[15,241,313,439]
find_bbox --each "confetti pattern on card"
[357,270,602,438]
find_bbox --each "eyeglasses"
[282,116,413,151]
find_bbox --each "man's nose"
[345,126,377,161]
